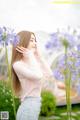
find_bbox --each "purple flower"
[69,51,78,59]
[0,26,19,46]
[45,31,77,53]
[45,32,62,53]
[77,34,80,40]
[53,69,64,81]
[52,50,80,83]
[12,35,20,47]
[45,41,53,49]
[77,44,80,51]
[59,32,76,49]
[75,59,80,67]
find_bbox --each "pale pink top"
[12,55,53,102]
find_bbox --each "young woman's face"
[27,34,37,50]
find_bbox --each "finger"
[20,46,26,50]
[17,46,23,50]
[17,46,30,54]
[16,48,23,54]
[16,46,24,51]
[17,46,27,52]
[21,47,29,52]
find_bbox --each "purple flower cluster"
[52,50,80,84]
[59,32,76,48]
[45,31,78,54]
[45,32,62,54]
[0,27,19,46]
[76,44,80,51]
[45,29,80,92]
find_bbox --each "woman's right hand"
[16,46,34,58]
[16,46,41,68]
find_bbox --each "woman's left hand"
[56,81,65,89]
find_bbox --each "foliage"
[40,90,56,116]
[0,80,20,120]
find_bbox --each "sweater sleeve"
[12,61,42,80]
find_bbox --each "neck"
[22,51,36,63]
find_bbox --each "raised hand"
[16,46,29,54]
[16,46,34,57]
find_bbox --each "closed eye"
[30,40,33,42]
[30,39,37,42]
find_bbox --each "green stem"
[64,47,72,120]
[5,45,16,120]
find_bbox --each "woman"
[11,31,65,120]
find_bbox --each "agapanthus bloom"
[52,50,80,85]
[76,44,80,51]
[0,26,19,47]
[45,31,77,54]
[45,32,62,54]
[59,32,78,50]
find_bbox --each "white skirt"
[16,96,42,120]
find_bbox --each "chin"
[31,48,36,52]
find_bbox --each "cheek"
[30,43,33,47]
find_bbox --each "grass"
[39,103,80,120]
